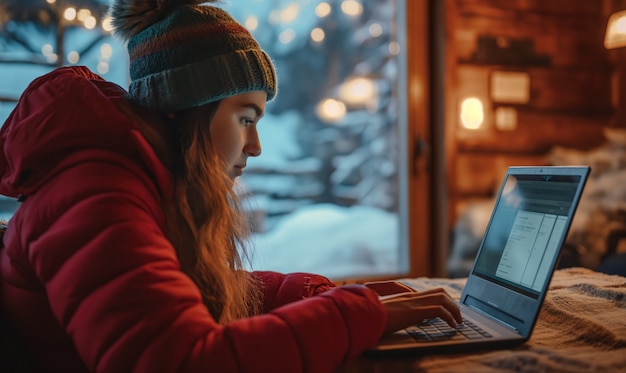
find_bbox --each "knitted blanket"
[342,267,626,372]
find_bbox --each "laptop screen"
[472,173,583,298]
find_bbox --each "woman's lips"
[234,165,245,176]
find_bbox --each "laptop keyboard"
[406,318,493,342]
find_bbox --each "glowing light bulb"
[311,27,325,43]
[84,16,96,29]
[100,43,113,59]
[67,51,80,64]
[245,16,258,31]
[102,16,113,32]
[317,98,347,123]
[280,3,299,23]
[64,7,77,21]
[460,97,485,130]
[341,0,363,17]
[315,3,331,18]
[338,77,377,106]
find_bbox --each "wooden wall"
[443,0,623,227]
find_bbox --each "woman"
[0,0,461,372]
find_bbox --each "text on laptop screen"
[472,174,581,297]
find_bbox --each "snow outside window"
[226,0,409,280]
[0,0,409,280]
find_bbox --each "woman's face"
[210,91,267,180]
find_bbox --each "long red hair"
[133,101,261,323]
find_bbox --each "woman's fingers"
[380,287,451,301]
[404,292,462,325]
[412,292,463,325]
[415,305,459,328]
[380,289,463,334]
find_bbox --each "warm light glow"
[341,0,363,17]
[338,77,377,106]
[100,43,113,59]
[279,29,295,44]
[97,62,110,75]
[67,51,80,64]
[460,97,485,130]
[315,2,331,18]
[84,16,97,29]
[101,16,113,32]
[245,16,258,31]
[64,7,77,21]
[46,54,58,63]
[46,0,56,4]
[605,10,626,49]
[369,23,383,37]
[317,98,347,123]
[490,71,530,104]
[77,9,91,22]
[41,44,53,55]
[617,17,626,33]
[388,41,400,55]
[280,3,299,23]
[495,107,517,131]
[311,28,325,43]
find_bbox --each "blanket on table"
[342,267,626,372]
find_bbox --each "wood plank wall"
[444,0,622,227]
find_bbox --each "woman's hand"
[379,288,463,335]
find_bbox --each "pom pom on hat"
[109,0,277,112]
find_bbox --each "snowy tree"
[228,0,402,216]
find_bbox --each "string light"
[83,16,96,29]
[63,7,77,21]
[388,41,401,55]
[41,44,53,55]
[279,3,299,23]
[310,27,325,43]
[77,9,91,22]
[369,23,383,37]
[279,29,296,44]
[97,61,109,74]
[101,16,113,32]
[100,43,113,59]
[341,0,363,17]
[317,98,347,123]
[67,51,79,64]
[245,15,258,31]
[34,3,116,71]
[315,2,331,18]
[338,77,377,107]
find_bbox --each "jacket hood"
[0,66,169,199]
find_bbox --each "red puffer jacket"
[0,66,386,373]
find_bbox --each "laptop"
[371,165,590,354]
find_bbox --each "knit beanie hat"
[109,0,277,112]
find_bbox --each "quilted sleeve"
[222,284,386,373]
[253,270,336,312]
[22,158,385,373]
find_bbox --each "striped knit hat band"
[126,5,277,112]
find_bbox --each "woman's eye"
[241,118,255,126]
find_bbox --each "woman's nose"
[245,129,262,157]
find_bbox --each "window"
[226,0,410,280]
[0,0,410,280]
[0,0,128,221]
